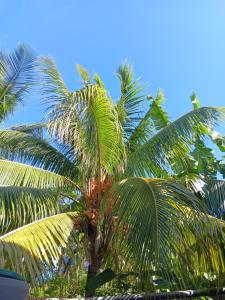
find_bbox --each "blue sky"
[1,0,225,127]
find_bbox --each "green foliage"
[85,269,115,294]
[76,64,90,85]
[0,44,37,122]
[0,58,225,298]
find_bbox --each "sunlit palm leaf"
[126,107,225,177]
[46,83,125,175]
[0,130,77,179]
[94,73,104,88]
[39,56,70,107]
[0,160,76,190]
[128,90,169,152]
[0,212,83,283]
[0,44,37,121]
[116,63,145,141]
[76,64,90,85]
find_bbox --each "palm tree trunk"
[85,222,102,298]
[85,259,101,297]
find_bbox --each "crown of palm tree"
[0,55,224,295]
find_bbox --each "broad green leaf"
[85,269,115,293]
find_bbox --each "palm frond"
[116,63,145,140]
[126,107,225,177]
[128,90,169,152]
[201,179,225,218]
[39,56,70,107]
[94,73,104,88]
[76,64,90,85]
[47,84,125,176]
[0,160,76,190]
[100,177,225,290]
[0,186,61,234]
[0,212,83,283]
[0,130,77,179]
[0,44,37,121]
[147,90,169,130]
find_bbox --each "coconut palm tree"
[0,59,225,296]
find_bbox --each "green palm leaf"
[39,56,70,106]
[0,212,83,283]
[0,129,77,179]
[126,107,225,177]
[100,177,225,290]
[128,90,169,152]
[40,58,125,175]
[76,64,90,85]
[0,186,61,234]
[0,44,37,122]
[116,63,145,141]
[200,179,225,218]
[47,84,125,175]
[0,160,76,190]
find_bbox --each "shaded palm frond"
[201,179,225,218]
[100,177,225,290]
[126,107,225,177]
[0,186,61,234]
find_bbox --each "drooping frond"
[128,90,169,152]
[0,212,83,283]
[0,186,61,235]
[0,160,76,190]
[0,44,37,121]
[116,63,145,140]
[126,107,225,177]
[0,130,77,179]
[100,177,225,290]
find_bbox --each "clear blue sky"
[1,0,225,127]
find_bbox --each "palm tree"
[0,59,225,296]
